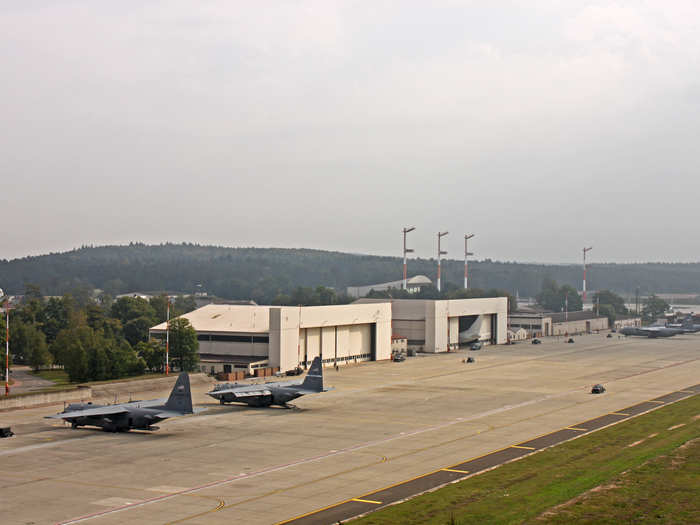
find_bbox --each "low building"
[346,275,432,298]
[509,310,609,336]
[613,315,642,331]
[507,327,528,341]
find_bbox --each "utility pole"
[437,231,449,292]
[165,298,170,375]
[565,291,569,321]
[402,227,415,290]
[464,234,474,289]
[4,299,9,396]
[582,246,593,303]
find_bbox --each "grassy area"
[30,368,72,386]
[353,394,700,525]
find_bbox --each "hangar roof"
[150,304,270,333]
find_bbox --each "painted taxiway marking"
[511,445,535,450]
[566,427,587,431]
[442,468,470,474]
[352,498,382,504]
[648,400,665,404]
[611,412,630,416]
[680,390,695,394]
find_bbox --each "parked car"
[470,341,483,351]
[567,338,575,343]
[532,338,542,345]
[607,333,613,338]
[392,353,406,362]
[591,384,606,394]
[466,356,475,363]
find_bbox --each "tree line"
[1,244,699,304]
[5,285,199,383]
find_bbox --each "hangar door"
[299,323,373,366]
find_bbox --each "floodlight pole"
[165,299,170,375]
[437,231,449,292]
[464,234,475,289]
[582,246,593,303]
[5,299,9,396]
[402,227,415,290]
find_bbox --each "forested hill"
[1,243,699,301]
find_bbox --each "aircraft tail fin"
[301,356,324,392]
[164,372,193,414]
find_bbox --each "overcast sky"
[2,1,699,263]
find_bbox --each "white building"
[355,297,509,351]
[346,275,432,298]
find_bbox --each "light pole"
[582,246,593,303]
[437,231,449,292]
[3,296,9,396]
[165,298,170,375]
[402,227,415,290]
[464,234,474,289]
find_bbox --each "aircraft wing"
[44,405,129,419]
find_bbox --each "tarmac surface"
[0,332,698,525]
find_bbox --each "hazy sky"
[2,1,699,263]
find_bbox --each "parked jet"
[207,356,332,408]
[45,372,201,432]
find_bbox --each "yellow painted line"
[611,412,630,416]
[352,498,382,505]
[511,445,535,450]
[648,400,665,404]
[442,468,470,474]
[679,390,695,394]
[566,427,587,431]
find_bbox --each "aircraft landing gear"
[71,421,79,429]
[219,399,226,405]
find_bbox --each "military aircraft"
[45,372,202,432]
[619,325,682,338]
[667,316,700,333]
[207,356,332,408]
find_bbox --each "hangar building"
[355,297,508,352]
[150,303,392,374]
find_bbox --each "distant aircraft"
[207,356,332,408]
[619,325,682,338]
[667,316,700,333]
[45,372,202,432]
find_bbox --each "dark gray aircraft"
[619,325,682,338]
[667,316,700,333]
[207,356,331,408]
[45,372,202,431]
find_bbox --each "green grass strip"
[352,394,700,525]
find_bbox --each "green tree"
[136,340,165,372]
[168,318,199,372]
[642,295,669,324]
[123,316,154,347]
[593,290,628,315]
[597,303,617,326]
[111,296,157,326]
[536,280,583,312]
